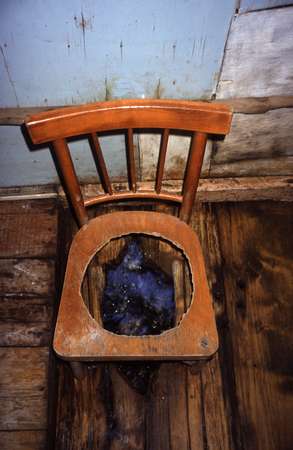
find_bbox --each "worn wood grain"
[0,348,49,430]
[217,7,293,98]
[80,177,293,204]
[54,200,293,449]
[139,133,212,180]
[0,259,55,297]
[55,363,108,450]
[109,365,146,450]
[210,109,293,177]
[0,347,49,392]
[0,201,57,258]
[1,176,292,204]
[216,96,293,114]
[0,198,59,448]
[0,297,53,323]
[0,393,47,431]
[216,201,293,450]
[239,0,293,13]
[191,203,237,450]
[0,322,52,346]
[0,430,46,450]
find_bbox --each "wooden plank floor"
[0,199,59,450]
[54,201,293,450]
[0,199,292,450]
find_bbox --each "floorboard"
[0,198,292,449]
[216,202,293,450]
[54,201,293,450]
[0,199,59,450]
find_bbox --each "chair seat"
[53,211,218,361]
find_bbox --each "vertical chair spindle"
[89,133,113,195]
[52,138,88,227]
[179,132,207,224]
[155,129,169,194]
[126,128,136,192]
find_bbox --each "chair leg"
[70,361,86,380]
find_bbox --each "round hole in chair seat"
[81,233,193,336]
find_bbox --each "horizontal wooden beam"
[1,96,293,125]
[79,177,293,203]
[1,176,291,202]
[215,96,293,114]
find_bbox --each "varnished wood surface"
[54,210,218,360]
[25,99,232,228]
[55,200,293,450]
[25,99,232,144]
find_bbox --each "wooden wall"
[0,0,235,187]
[1,1,293,189]
[213,5,293,178]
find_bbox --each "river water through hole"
[101,238,175,394]
[81,234,192,394]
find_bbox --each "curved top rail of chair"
[25,99,232,144]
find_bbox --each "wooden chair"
[25,99,232,369]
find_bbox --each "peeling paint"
[0,0,236,187]
[154,78,164,99]
[104,77,113,101]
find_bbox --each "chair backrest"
[25,99,232,226]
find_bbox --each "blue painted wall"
[0,0,235,187]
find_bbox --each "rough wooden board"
[201,355,232,450]
[139,133,212,180]
[0,347,49,392]
[210,156,293,178]
[239,0,293,13]
[210,109,293,177]
[1,177,293,205]
[0,184,58,199]
[55,363,107,450]
[109,365,146,450]
[0,297,53,322]
[0,431,46,450]
[0,322,52,346]
[217,7,293,98]
[0,208,57,258]
[0,198,57,214]
[216,202,293,450]
[0,348,49,431]
[79,176,293,204]
[0,259,55,297]
[54,200,293,449]
[0,393,47,431]
[0,106,63,125]
[215,96,293,114]
[191,203,237,450]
